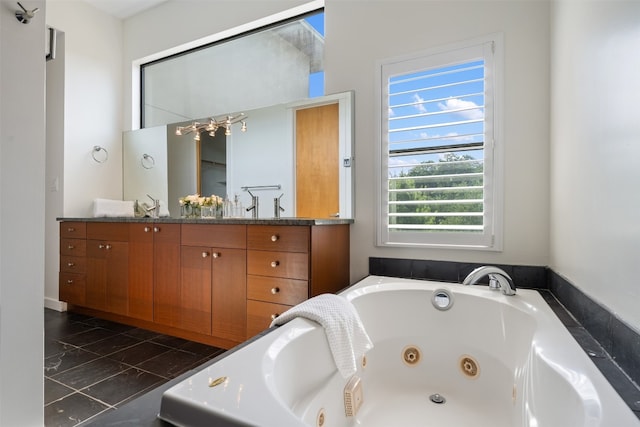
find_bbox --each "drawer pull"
[202,251,210,258]
[67,245,75,250]
[144,226,151,232]
[67,262,75,268]
[271,287,280,294]
[270,261,280,268]
[271,234,279,242]
[270,313,279,320]
[154,227,160,232]
[66,279,74,284]
[213,252,221,259]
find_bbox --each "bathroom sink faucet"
[246,190,259,219]
[462,266,516,296]
[145,194,160,218]
[273,193,284,219]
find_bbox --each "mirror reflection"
[123,91,354,219]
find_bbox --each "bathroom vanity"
[58,218,351,349]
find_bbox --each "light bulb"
[241,121,247,132]
[194,132,200,142]
[175,127,182,136]
[225,127,231,136]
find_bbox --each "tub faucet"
[462,266,516,296]
[246,190,259,219]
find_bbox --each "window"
[140,9,324,128]
[376,35,503,249]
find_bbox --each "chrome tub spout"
[462,266,516,296]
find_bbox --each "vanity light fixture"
[175,113,247,142]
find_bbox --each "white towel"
[271,294,374,379]
[92,198,135,218]
[158,200,170,217]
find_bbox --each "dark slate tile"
[45,338,77,359]
[538,290,581,327]
[566,326,608,358]
[591,357,640,412]
[45,320,96,341]
[60,327,120,347]
[45,378,74,405]
[123,328,162,341]
[151,334,191,348]
[44,347,102,377]
[609,316,640,386]
[44,392,109,427]
[137,349,207,379]
[107,341,172,366]
[83,318,137,334]
[52,357,130,390]
[177,341,225,357]
[83,334,142,356]
[81,367,164,406]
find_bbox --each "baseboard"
[44,297,67,312]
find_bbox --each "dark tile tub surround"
[370,257,640,419]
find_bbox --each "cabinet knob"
[66,279,74,284]
[271,234,279,242]
[271,313,279,320]
[202,251,209,258]
[105,244,112,250]
[67,227,75,232]
[67,245,75,250]
[271,287,280,294]
[270,261,280,268]
[144,226,151,232]
[98,244,105,249]
[154,227,160,232]
[212,252,221,258]
[67,262,75,268]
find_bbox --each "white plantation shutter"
[376,35,503,249]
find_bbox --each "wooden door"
[128,224,154,321]
[153,224,181,327]
[105,241,129,316]
[86,240,108,311]
[180,245,212,335]
[211,247,247,342]
[296,103,340,218]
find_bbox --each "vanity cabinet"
[86,223,129,315]
[59,220,350,349]
[59,222,87,306]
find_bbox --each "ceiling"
[82,0,169,19]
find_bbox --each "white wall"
[0,0,46,424]
[47,0,124,217]
[324,1,551,280]
[550,1,640,331]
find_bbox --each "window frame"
[375,33,504,250]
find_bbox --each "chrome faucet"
[144,194,160,218]
[273,193,284,218]
[246,190,259,219]
[462,266,516,296]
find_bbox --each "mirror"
[123,91,354,219]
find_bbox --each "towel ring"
[92,145,108,163]
[141,153,155,169]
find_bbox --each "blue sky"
[305,12,325,98]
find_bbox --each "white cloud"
[438,98,483,120]
[412,94,427,113]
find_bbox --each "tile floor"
[44,309,225,427]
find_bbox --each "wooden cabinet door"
[86,239,128,315]
[180,245,212,335]
[128,224,154,321]
[86,239,108,311]
[153,224,181,327]
[212,247,247,342]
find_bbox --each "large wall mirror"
[123,91,354,219]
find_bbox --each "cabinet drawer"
[247,300,292,338]
[60,238,86,257]
[247,250,309,280]
[247,225,309,253]
[87,222,129,241]
[60,222,86,239]
[247,276,307,305]
[181,224,246,249]
[59,272,86,305]
[60,255,87,274]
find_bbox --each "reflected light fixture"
[175,113,247,142]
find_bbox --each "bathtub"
[159,275,640,427]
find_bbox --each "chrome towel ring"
[141,153,155,169]
[92,145,108,163]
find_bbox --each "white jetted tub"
[159,275,640,427]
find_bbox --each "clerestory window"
[376,34,504,250]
